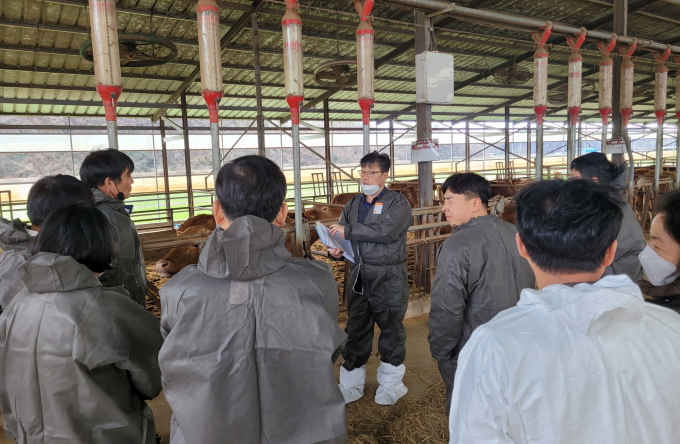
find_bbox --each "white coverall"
[449,275,680,444]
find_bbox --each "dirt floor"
[0,314,445,444]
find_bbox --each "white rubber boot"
[338,365,366,404]
[375,362,408,406]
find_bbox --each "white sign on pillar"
[411,139,440,162]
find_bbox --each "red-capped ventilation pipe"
[89,0,122,149]
[566,28,587,166]
[532,23,552,180]
[197,0,224,179]
[282,0,305,255]
[652,45,672,197]
[597,36,616,144]
[356,0,375,155]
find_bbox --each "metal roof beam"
[0,82,514,102]
[0,44,495,74]
[377,0,670,122]
[0,63,542,89]
[0,98,540,118]
[289,0,500,121]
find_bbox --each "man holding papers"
[328,151,412,406]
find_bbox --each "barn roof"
[0,0,678,123]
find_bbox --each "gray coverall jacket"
[93,189,147,306]
[0,218,35,312]
[159,216,348,444]
[337,189,412,370]
[0,218,34,252]
[0,252,163,444]
[428,215,535,409]
[603,202,646,281]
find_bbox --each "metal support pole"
[210,121,221,185]
[611,0,626,165]
[323,98,332,199]
[601,122,608,153]
[567,117,576,166]
[181,92,195,218]
[655,120,663,198]
[415,10,433,208]
[292,123,303,254]
[363,124,371,155]
[577,119,583,157]
[504,106,510,175]
[252,12,266,156]
[536,123,544,180]
[107,120,119,150]
[676,121,680,189]
[159,118,172,218]
[465,120,471,172]
[389,119,395,179]
[526,121,531,175]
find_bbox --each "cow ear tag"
[373,203,383,215]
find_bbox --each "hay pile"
[346,367,449,444]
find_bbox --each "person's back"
[0,205,163,444]
[429,173,534,410]
[570,153,645,280]
[159,156,347,444]
[449,180,680,444]
[0,175,94,312]
[0,217,34,253]
[451,275,680,443]
[80,149,147,306]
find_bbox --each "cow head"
[156,245,201,278]
[399,186,419,208]
[303,204,343,222]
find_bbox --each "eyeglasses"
[359,170,383,178]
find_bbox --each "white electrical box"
[416,51,454,104]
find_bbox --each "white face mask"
[361,174,386,197]
[639,245,679,286]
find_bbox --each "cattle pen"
[1,0,680,441]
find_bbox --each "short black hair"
[570,153,618,184]
[657,190,680,246]
[515,179,623,274]
[360,151,391,173]
[441,173,491,207]
[79,149,135,188]
[215,155,287,223]
[27,175,95,227]
[33,204,115,273]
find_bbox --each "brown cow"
[155,214,215,278]
[156,245,201,278]
[331,193,356,206]
[304,204,344,222]
[177,213,215,235]
[157,212,303,278]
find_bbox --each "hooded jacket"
[603,202,646,280]
[338,189,412,305]
[449,275,680,444]
[0,218,38,312]
[429,215,535,392]
[0,253,163,444]
[0,217,35,252]
[93,189,147,305]
[159,216,348,444]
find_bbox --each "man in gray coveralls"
[329,151,412,406]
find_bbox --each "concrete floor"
[0,314,435,443]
